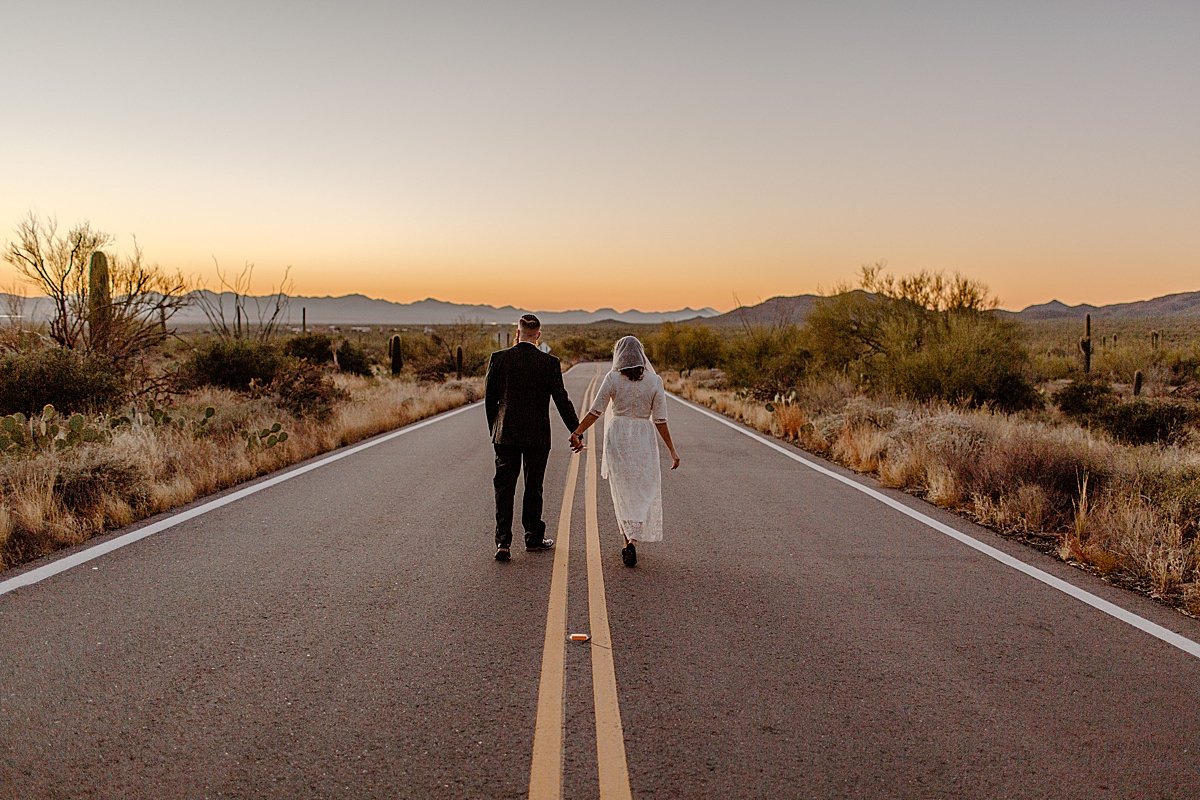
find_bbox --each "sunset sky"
[2,1,1197,313]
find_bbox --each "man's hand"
[569,433,585,452]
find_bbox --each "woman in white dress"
[571,336,680,567]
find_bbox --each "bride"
[571,336,680,567]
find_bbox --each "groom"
[485,314,582,562]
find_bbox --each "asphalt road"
[2,362,1198,799]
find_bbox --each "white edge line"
[0,402,480,596]
[669,393,1200,661]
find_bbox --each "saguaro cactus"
[388,334,403,375]
[1079,313,1092,375]
[88,251,112,348]
[1133,370,1144,397]
[1151,330,1160,351]
[456,345,463,380]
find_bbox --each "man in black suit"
[485,314,582,562]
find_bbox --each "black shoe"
[621,542,637,567]
[525,538,555,552]
[495,546,510,562]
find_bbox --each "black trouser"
[493,443,550,548]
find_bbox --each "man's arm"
[549,359,580,434]
[484,352,503,434]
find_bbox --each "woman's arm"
[654,422,680,469]
[570,411,600,451]
[574,411,600,436]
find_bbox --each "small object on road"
[569,633,590,642]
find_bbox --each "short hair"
[518,314,541,334]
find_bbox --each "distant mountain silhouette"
[6,289,1199,329]
[691,289,1200,327]
[1010,291,1200,319]
[694,294,826,327]
[0,291,718,327]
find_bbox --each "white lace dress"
[589,370,669,542]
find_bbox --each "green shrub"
[185,338,282,391]
[0,348,126,415]
[555,335,597,361]
[721,325,811,399]
[270,358,347,420]
[400,335,438,371]
[679,326,725,372]
[801,268,1039,411]
[1096,399,1200,446]
[1054,378,1116,419]
[335,340,374,377]
[283,333,335,364]
[876,312,1041,412]
[1165,353,1200,386]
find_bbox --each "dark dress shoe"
[621,542,637,567]
[525,538,555,552]
[495,546,510,562]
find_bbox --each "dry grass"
[0,376,481,571]
[831,426,892,473]
[1081,495,1196,596]
[667,371,1200,613]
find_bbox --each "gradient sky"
[2,1,1197,312]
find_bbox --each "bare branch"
[190,261,292,341]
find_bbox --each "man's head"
[517,314,541,343]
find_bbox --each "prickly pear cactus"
[0,406,109,457]
[191,406,217,438]
[0,413,27,455]
[246,421,289,450]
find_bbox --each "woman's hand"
[670,450,680,470]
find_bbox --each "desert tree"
[190,261,292,341]
[4,213,107,349]
[649,322,685,368]
[678,325,725,373]
[805,262,1038,410]
[3,212,189,358]
[429,316,490,374]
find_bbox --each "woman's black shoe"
[621,542,637,567]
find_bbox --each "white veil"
[601,336,657,479]
[611,335,656,376]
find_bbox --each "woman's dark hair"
[619,366,645,382]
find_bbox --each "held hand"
[569,433,585,452]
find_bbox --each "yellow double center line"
[529,369,632,800]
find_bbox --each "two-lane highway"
[2,362,1198,798]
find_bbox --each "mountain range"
[699,290,1200,327]
[4,289,1200,328]
[1,292,718,327]
[1006,291,1200,320]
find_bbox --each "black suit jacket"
[485,343,580,448]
